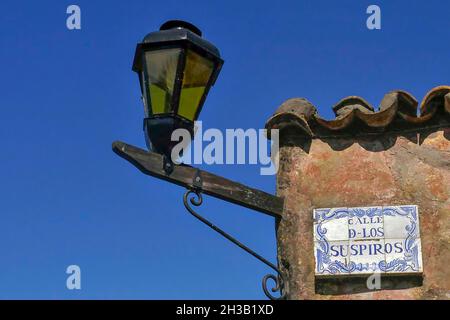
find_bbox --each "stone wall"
[266,86,450,299]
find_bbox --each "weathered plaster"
[276,130,450,299]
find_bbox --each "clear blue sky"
[0,0,448,299]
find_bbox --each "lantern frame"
[132,21,223,156]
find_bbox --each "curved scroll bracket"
[183,189,286,300]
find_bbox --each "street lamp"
[113,20,285,300]
[132,20,223,158]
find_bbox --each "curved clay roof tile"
[265,85,450,139]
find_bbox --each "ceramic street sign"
[313,205,423,276]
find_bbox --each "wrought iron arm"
[183,189,286,300]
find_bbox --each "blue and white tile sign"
[313,205,423,276]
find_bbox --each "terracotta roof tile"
[265,86,450,139]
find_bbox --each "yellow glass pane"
[179,87,206,120]
[178,50,214,121]
[143,48,180,115]
[149,84,167,114]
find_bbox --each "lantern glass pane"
[178,50,214,121]
[143,48,181,115]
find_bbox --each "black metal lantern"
[132,20,223,158]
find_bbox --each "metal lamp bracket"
[193,169,203,190]
[112,141,286,299]
[163,155,174,175]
